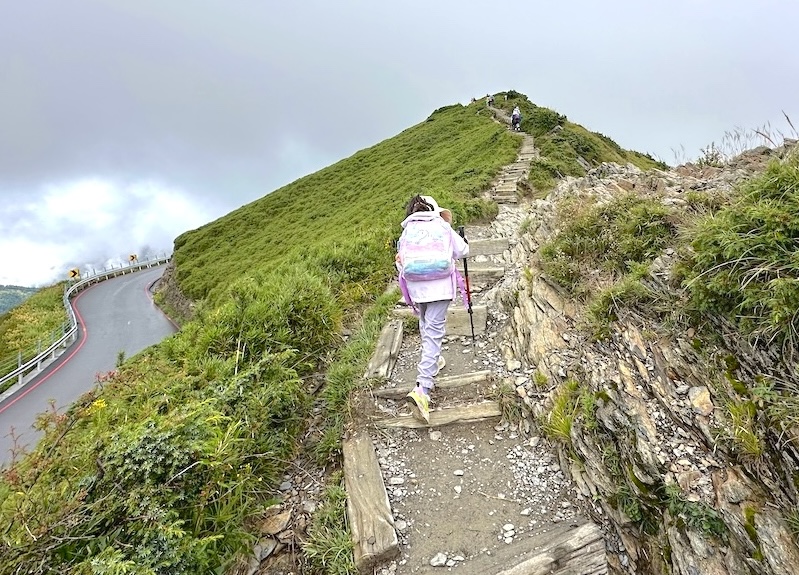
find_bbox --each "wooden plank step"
[455,263,504,283]
[492,521,607,575]
[466,238,509,257]
[373,370,492,399]
[494,197,518,204]
[342,430,400,572]
[393,305,487,336]
[375,401,502,429]
[364,319,403,379]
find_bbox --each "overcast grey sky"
[1,0,797,286]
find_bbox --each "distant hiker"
[511,106,521,131]
[396,195,469,424]
[487,94,495,106]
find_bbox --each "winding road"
[0,267,178,464]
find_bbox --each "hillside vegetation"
[0,286,38,315]
[0,284,67,387]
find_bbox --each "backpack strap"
[398,273,419,315]
[455,268,469,310]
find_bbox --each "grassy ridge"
[173,104,519,305]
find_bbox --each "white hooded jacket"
[397,211,469,304]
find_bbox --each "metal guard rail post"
[0,256,171,392]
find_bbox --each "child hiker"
[396,195,469,423]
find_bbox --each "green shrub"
[684,154,799,348]
[541,195,675,295]
[586,265,654,339]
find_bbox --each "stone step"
[373,370,492,399]
[342,431,400,572]
[374,401,502,429]
[491,521,608,575]
[364,319,403,379]
[393,304,487,336]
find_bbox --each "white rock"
[453,469,464,476]
[430,552,448,567]
[454,485,462,494]
[503,523,515,531]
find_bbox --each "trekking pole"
[458,226,476,350]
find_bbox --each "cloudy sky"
[1,0,796,287]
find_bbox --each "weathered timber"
[466,238,510,257]
[343,430,399,572]
[373,370,492,399]
[375,401,502,429]
[393,305,487,336]
[455,263,505,284]
[364,319,403,379]
[493,521,607,575]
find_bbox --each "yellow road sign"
[129,254,138,262]
[69,268,80,279]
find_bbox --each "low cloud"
[0,179,214,286]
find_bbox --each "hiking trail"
[344,109,609,575]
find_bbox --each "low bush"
[683,154,799,348]
[541,194,675,296]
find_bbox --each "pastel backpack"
[397,218,454,282]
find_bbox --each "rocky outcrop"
[153,262,195,325]
[490,145,799,574]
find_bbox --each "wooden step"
[495,184,518,192]
[364,319,403,379]
[455,263,504,284]
[393,305,487,336]
[494,196,518,204]
[342,431,400,572]
[373,370,492,399]
[466,238,509,257]
[492,521,608,575]
[375,401,502,429]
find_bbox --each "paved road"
[0,267,178,464]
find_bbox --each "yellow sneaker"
[406,387,430,424]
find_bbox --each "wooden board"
[493,521,607,575]
[373,370,492,399]
[455,263,505,284]
[393,305,487,336]
[375,401,502,429]
[342,430,399,572]
[467,238,510,257]
[363,319,403,379]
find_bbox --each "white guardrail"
[0,256,171,394]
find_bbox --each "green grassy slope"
[173,103,520,305]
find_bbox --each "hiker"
[486,93,494,106]
[511,106,521,131]
[396,195,469,424]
